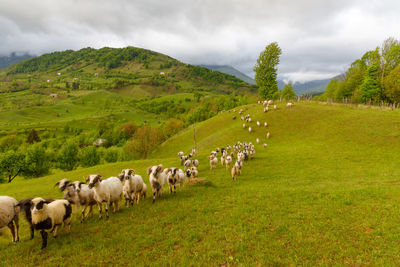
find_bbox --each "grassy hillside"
[2,102,400,265]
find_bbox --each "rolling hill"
[1,101,400,265]
[200,64,256,85]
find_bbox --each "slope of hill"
[200,64,256,84]
[2,102,400,265]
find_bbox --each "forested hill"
[1,47,256,96]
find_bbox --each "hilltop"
[2,101,400,265]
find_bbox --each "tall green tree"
[281,82,296,100]
[22,144,50,177]
[26,129,40,144]
[254,42,282,99]
[360,65,380,102]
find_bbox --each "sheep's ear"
[54,181,60,187]
[128,169,134,175]
[98,175,103,181]
[156,165,163,172]
[117,173,124,182]
[147,167,152,175]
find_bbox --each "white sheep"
[192,159,199,168]
[248,127,252,133]
[141,183,147,200]
[257,121,260,126]
[209,155,218,170]
[184,159,192,170]
[256,138,260,144]
[267,132,270,139]
[147,165,167,203]
[177,151,184,157]
[62,180,96,222]
[0,196,19,243]
[225,156,233,172]
[287,102,293,108]
[231,160,242,181]
[263,143,267,148]
[264,107,269,112]
[87,175,122,219]
[250,149,256,159]
[274,105,277,110]
[243,123,246,129]
[30,198,72,249]
[264,122,268,127]
[119,169,145,206]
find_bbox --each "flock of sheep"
[0,100,291,249]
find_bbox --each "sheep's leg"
[7,221,16,242]
[64,217,71,234]
[40,230,48,249]
[113,201,118,213]
[81,205,87,222]
[174,185,176,194]
[125,197,129,208]
[86,205,93,219]
[14,216,19,242]
[29,223,35,240]
[169,184,173,194]
[136,193,140,205]
[105,202,110,218]
[53,224,61,237]
[98,202,103,220]
[152,191,156,203]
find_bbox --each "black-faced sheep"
[30,198,72,249]
[18,198,53,239]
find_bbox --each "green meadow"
[1,102,400,265]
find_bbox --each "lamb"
[147,165,167,203]
[287,102,293,108]
[118,169,145,206]
[87,175,123,219]
[0,196,20,243]
[192,159,199,168]
[184,159,192,170]
[209,155,218,170]
[30,198,72,249]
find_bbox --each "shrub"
[105,147,119,163]
[22,144,51,178]
[80,146,100,167]
[58,141,79,171]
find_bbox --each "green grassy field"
[2,102,400,265]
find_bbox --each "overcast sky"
[0,0,399,82]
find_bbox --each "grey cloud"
[0,0,399,82]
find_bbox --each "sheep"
[264,107,269,112]
[248,127,252,133]
[274,105,277,110]
[147,165,167,203]
[250,149,256,159]
[264,122,268,127]
[268,100,273,105]
[209,155,218,170]
[87,175,123,219]
[287,102,293,108]
[225,156,233,172]
[232,116,236,120]
[191,148,197,157]
[180,155,189,166]
[192,159,199,168]
[184,159,192,170]
[190,167,199,178]
[231,161,242,181]
[263,143,267,148]
[237,151,245,162]
[177,151,184,157]
[256,138,260,144]
[267,132,270,139]
[243,123,246,129]
[30,198,72,249]
[118,169,145,206]
[166,168,186,193]
[56,179,96,222]
[0,196,20,243]
[257,121,260,127]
